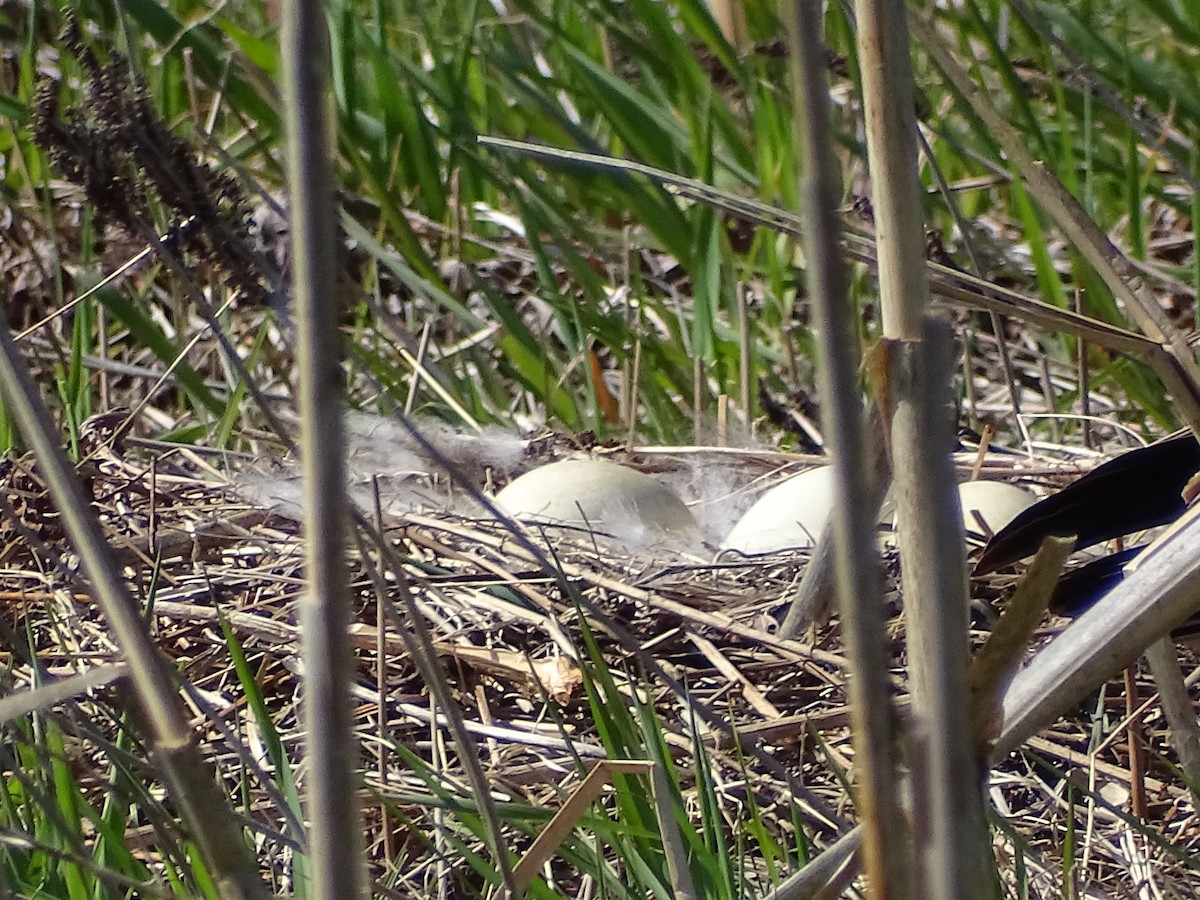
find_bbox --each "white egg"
[721,466,1036,555]
[722,466,840,554]
[494,458,699,545]
[957,480,1036,540]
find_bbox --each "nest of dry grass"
[4,419,1199,898]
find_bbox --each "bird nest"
[3,420,1200,898]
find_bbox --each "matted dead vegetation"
[4,421,1200,897]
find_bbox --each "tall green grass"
[4,1,1194,445]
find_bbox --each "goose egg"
[721,466,841,554]
[957,480,1036,541]
[495,458,698,544]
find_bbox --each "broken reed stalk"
[854,0,991,896]
[784,1,911,896]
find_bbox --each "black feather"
[974,436,1200,575]
[1048,546,1144,617]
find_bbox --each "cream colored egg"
[957,480,1036,540]
[495,458,698,544]
[721,466,840,554]
[721,468,1034,555]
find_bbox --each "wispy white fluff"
[236,413,527,521]
[344,412,526,479]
